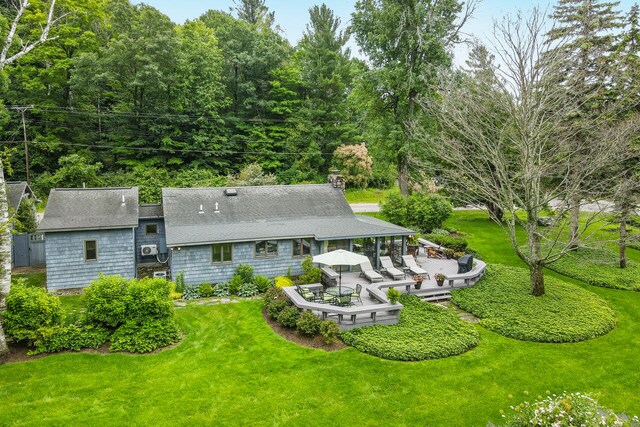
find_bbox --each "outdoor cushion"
[402,255,428,276]
[359,261,384,283]
[379,256,404,280]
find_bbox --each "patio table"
[325,286,354,297]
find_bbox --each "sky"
[135,0,638,66]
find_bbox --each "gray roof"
[38,187,139,232]
[139,204,164,219]
[162,184,412,246]
[6,181,33,213]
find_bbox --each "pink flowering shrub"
[331,143,373,189]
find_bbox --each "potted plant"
[453,251,465,260]
[387,288,401,304]
[407,235,420,256]
[435,273,446,287]
[412,275,423,290]
[444,248,455,259]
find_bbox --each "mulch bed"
[262,309,348,352]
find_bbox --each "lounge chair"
[402,255,430,279]
[359,260,384,283]
[379,256,404,280]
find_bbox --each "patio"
[283,255,487,329]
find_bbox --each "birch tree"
[423,9,631,296]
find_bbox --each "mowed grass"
[1,211,639,426]
[344,187,395,204]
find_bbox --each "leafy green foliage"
[234,264,254,283]
[263,287,291,318]
[274,276,294,288]
[12,197,37,234]
[299,256,321,285]
[125,278,174,320]
[423,234,468,252]
[547,247,640,291]
[380,191,407,226]
[228,275,244,296]
[451,265,616,342]
[296,310,321,336]
[319,320,341,344]
[30,324,110,356]
[175,271,186,293]
[3,283,63,342]
[341,295,478,361]
[331,143,373,188]
[83,275,129,328]
[276,306,300,329]
[213,282,231,297]
[237,282,259,297]
[406,193,453,232]
[498,392,639,427]
[386,288,401,304]
[252,275,273,293]
[109,318,180,353]
[181,286,201,301]
[198,283,215,298]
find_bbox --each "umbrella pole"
[339,266,342,296]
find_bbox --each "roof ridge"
[53,187,136,191]
[163,183,333,191]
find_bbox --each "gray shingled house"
[6,181,35,215]
[38,184,412,290]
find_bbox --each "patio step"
[410,287,452,301]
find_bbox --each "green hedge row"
[546,247,640,291]
[340,295,478,361]
[451,265,616,343]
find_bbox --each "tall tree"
[233,0,274,27]
[426,9,629,296]
[351,0,474,195]
[547,0,623,248]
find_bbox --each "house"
[6,181,36,216]
[38,184,413,290]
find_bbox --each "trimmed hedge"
[546,247,640,291]
[423,234,468,252]
[109,318,180,353]
[3,285,63,342]
[451,265,616,342]
[341,295,478,361]
[31,324,110,355]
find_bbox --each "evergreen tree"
[233,0,274,28]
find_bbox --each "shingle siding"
[171,239,323,285]
[135,219,167,263]
[45,229,135,290]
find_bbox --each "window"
[255,240,278,257]
[212,243,232,263]
[145,223,158,235]
[327,239,349,252]
[84,240,97,261]
[293,238,312,257]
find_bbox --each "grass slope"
[1,211,639,425]
[341,295,478,361]
[451,265,616,342]
[547,247,640,291]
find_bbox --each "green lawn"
[344,187,395,204]
[1,211,640,426]
[12,272,46,289]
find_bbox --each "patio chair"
[335,294,352,306]
[320,291,335,304]
[351,284,362,304]
[296,283,315,301]
[359,260,384,283]
[379,256,404,280]
[402,255,430,280]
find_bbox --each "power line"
[8,105,33,185]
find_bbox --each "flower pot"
[414,282,422,290]
[436,279,445,287]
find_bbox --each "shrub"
[125,278,174,320]
[263,287,291,318]
[296,311,321,336]
[234,264,254,283]
[299,256,322,285]
[198,283,215,298]
[213,282,230,297]
[451,264,616,342]
[3,284,63,342]
[84,275,128,328]
[406,193,453,232]
[274,276,294,288]
[252,275,273,293]
[380,191,407,226]
[109,318,180,353]
[263,286,286,306]
[228,275,244,295]
[430,228,450,237]
[386,288,401,304]
[341,295,478,361]
[267,299,290,319]
[497,392,640,427]
[319,320,341,344]
[30,324,110,356]
[181,286,201,300]
[546,247,640,291]
[237,282,259,297]
[174,271,186,293]
[276,306,300,329]
[423,234,468,252]
[169,281,182,300]
[331,143,373,189]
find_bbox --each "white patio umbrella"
[312,249,369,295]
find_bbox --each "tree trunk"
[620,215,627,269]
[398,156,409,197]
[529,262,545,296]
[569,194,580,249]
[486,202,504,221]
[0,161,11,356]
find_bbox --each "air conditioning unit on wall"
[141,244,158,256]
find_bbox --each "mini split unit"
[141,244,158,256]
